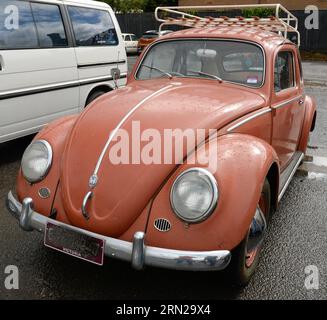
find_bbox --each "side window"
[68,6,118,46]
[131,35,138,41]
[0,0,38,49]
[274,51,295,92]
[31,3,68,48]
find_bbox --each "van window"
[31,3,68,48]
[0,0,38,49]
[274,51,295,92]
[68,6,118,46]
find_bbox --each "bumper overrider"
[6,191,231,271]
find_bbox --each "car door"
[65,1,127,109]
[271,46,305,170]
[0,0,79,143]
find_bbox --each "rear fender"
[298,95,317,153]
[144,134,280,252]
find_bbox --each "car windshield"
[136,40,265,88]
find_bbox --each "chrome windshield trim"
[227,108,272,132]
[134,38,267,90]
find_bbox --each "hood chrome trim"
[92,84,174,177]
[81,84,174,219]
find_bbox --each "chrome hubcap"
[245,197,267,268]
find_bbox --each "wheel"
[85,90,106,107]
[227,178,271,287]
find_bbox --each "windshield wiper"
[188,70,223,83]
[142,65,173,79]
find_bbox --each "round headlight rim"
[22,139,53,184]
[170,167,219,224]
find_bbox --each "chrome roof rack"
[155,4,300,46]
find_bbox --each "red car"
[138,30,173,52]
[6,5,316,286]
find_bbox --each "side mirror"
[111,68,121,89]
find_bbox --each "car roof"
[161,26,293,49]
[58,0,109,8]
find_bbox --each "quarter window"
[274,51,295,92]
[0,0,38,49]
[31,3,68,48]
[68,6,118,46]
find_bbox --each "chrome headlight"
[21,140,52,183]
[170,168,219,223]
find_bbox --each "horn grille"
[154,218,172,232]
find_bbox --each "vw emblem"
[89,174,98,188]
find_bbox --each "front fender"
[16,115,78,216]
[144,134,279,252]
[298,95,317,154]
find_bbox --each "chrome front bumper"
[6,191,231,271]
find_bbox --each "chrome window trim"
[274,49,297,93]
[227,108,272,133]
[272,94,303,110]
[170,167,219,224]
[134,38,267,90]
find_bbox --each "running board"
[278,151,304,202]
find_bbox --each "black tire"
[227,179,271,287]
[85,90,107,107]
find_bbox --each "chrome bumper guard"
[6,191,231,271]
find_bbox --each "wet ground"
[0,59,326,300]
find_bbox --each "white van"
[0,0,127,143]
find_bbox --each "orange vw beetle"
[6,5,317,286]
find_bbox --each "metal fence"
[116,10,327,51]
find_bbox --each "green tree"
[242,8,275,18]
[142,0,178,12]
[102,0,178,13]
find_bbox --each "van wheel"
[227,179,271,287]
[85,90,107,107]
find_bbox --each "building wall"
[178,0,327,10]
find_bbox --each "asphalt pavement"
[0,57,326,300]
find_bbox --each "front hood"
[61,79,265,236]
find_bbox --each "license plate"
[44,222,105,266]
